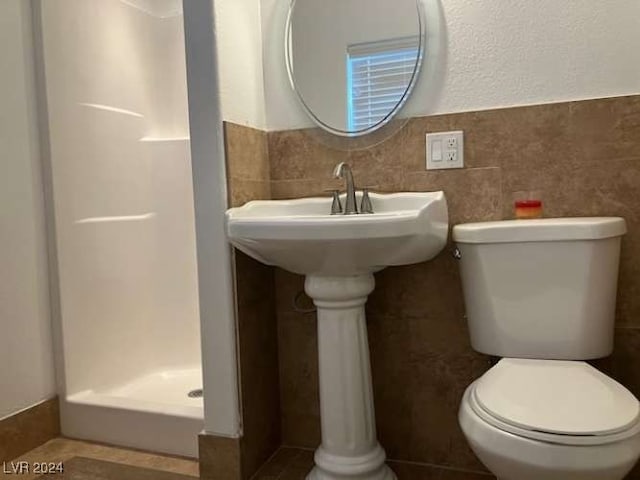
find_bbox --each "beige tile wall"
[225,123,271,208]
[219,124,281,480]
[235,251,280,478]
[222,95,640,475]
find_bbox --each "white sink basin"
[226,191,449,276]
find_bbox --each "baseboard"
[0,397,60,462]
[199,433,242,480]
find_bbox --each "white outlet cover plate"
[426,131,464,170]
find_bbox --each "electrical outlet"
[426,131,464,170]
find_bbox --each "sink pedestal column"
[304,274,396,480]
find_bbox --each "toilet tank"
[453,218,627,360]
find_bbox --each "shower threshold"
[62,367,204,458]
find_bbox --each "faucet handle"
[360,187,374,214]
[325,189,343,215]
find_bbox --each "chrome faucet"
[333,162,358,215]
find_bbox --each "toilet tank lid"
[453,217,626,244]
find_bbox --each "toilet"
[453,217,640,480]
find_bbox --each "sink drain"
[188,389,203,398]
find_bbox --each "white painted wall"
[214,0,268,130]
[262,0,640,131]
[0,0,56,420]
[183,0,241,437]
[262,0,308,130]
[40,0,201,396]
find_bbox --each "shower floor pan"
[63,368,204,458]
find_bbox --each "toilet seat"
[469,358,640,446]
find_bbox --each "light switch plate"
[426,131,464,170]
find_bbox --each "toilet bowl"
[458,359,640,480]
[452,218,640,479]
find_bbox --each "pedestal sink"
[226,191,448,480]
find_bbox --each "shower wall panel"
[40,0,200,396]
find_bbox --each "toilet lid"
[474,359,640,436]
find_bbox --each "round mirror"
[286,0,425,137]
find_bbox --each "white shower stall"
[37,0,204,457]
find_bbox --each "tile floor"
[36,457,194,479]
[251,448,494,480]
[5,439,494,479]
[1,438,198,479]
